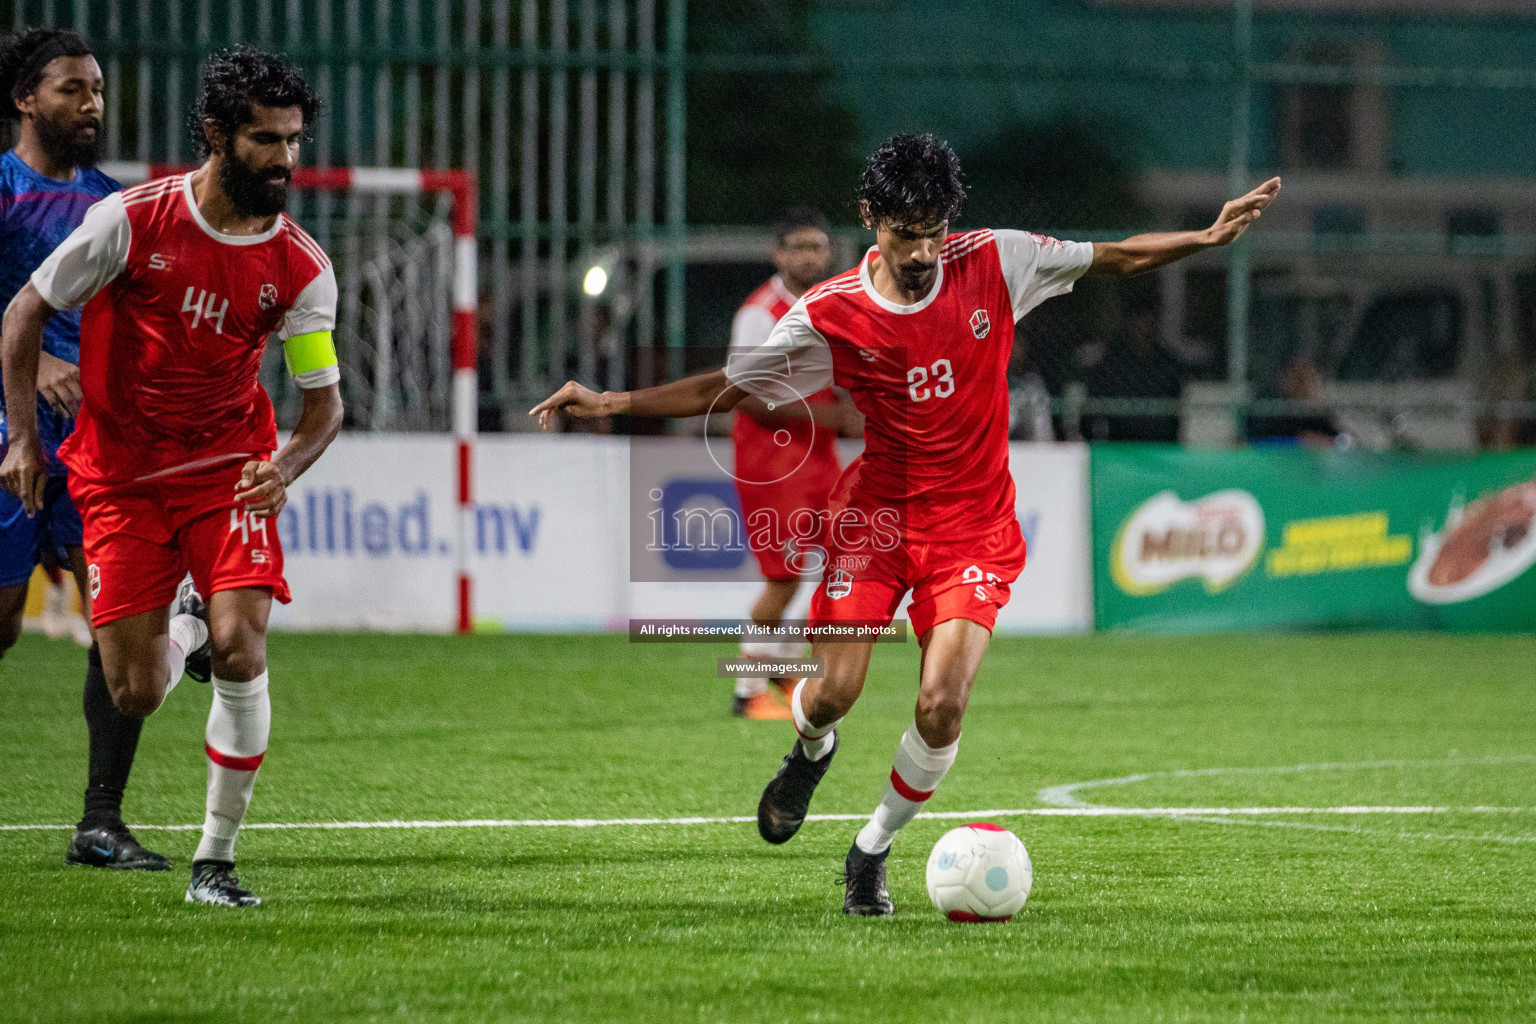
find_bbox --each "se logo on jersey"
[970,309,990,339]
[825,568,853,600]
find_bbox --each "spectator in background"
[1247,354,1346,449]
[1081,308,1183,442]
[1007,329,1055,441]
[1479,348,1528,451]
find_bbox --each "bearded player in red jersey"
[535,133,1280,915]
[1,48,343,908]
[728,207,861,720]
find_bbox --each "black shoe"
[841,841,895,917]
[186,860,261,907]
[174,575,212,683]
[64,823,172,871]
[756,732,837,844]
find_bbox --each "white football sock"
[163,613,207,696]
[735,642,772,699]
[855,723,959,855]
[193,671,270,863]
[790,679,841,761]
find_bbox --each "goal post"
[99,162,480,635]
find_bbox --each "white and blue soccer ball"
[925,823,1032,922]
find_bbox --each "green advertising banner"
[1091,444,1536,632]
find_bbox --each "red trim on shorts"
[889,768,935,803]
[205,743,265,771]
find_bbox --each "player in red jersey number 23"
[534,133,1280,916]
[1,48,344,909]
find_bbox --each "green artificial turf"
[2,631,1534,1022]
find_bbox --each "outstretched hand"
[1207,177,1282,247]
[529,381,617,431]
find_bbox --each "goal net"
[265,209,456,433]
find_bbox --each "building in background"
[5,0,1535,445]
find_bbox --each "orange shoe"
[732,691,794,720]
[771,676,802,701]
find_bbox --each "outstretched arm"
[1087,177,1282,278]
[530,368,752,431]
[0,283,57,515]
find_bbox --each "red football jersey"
[725,229,1093,543]
[729,274,838,488]
[32,173,338,485]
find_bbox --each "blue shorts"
[0,475,83,588]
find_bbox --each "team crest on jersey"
[970,309,991,339]
[87,564,101,599]
[258,283,279,311]
[825,568,854,600]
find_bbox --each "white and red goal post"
[101,163,481,635]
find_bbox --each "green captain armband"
[284,330,340,387]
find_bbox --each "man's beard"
[895,262,937,293]
[34,112,103,170]
[218,145,291,218]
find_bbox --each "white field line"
[1033,756,1536,845]
[0,805,1528,833]
[1036,754,1536,809]
[1179,813,1536,845]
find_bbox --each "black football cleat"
[186,860,261,907]
[174,575,212,683]
[756,732,837,844]
[64,823,172,871]
[841,841,895,917]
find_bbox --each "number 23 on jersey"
[907,358,955,403]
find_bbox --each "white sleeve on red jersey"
[279,263,338,339]
[279,263,340,388]
[729,303,778,355]
[29,191,131,311]
[992,229,1095,322]
[722,298,833,406]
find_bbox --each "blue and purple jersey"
[0,149,119,472]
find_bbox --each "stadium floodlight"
[99,162,481,635]
[583,264,609,297]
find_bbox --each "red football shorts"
[69,456,291,627]
[809,519,1027,640]
[735,453,839,582]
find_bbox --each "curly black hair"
[771,206,830,245]
[0,27,92,120]
[857,133,966,228]
[192,45,320,157]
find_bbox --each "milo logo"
[1111,489,1265,595]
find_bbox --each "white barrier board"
[271,436,1091,634]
